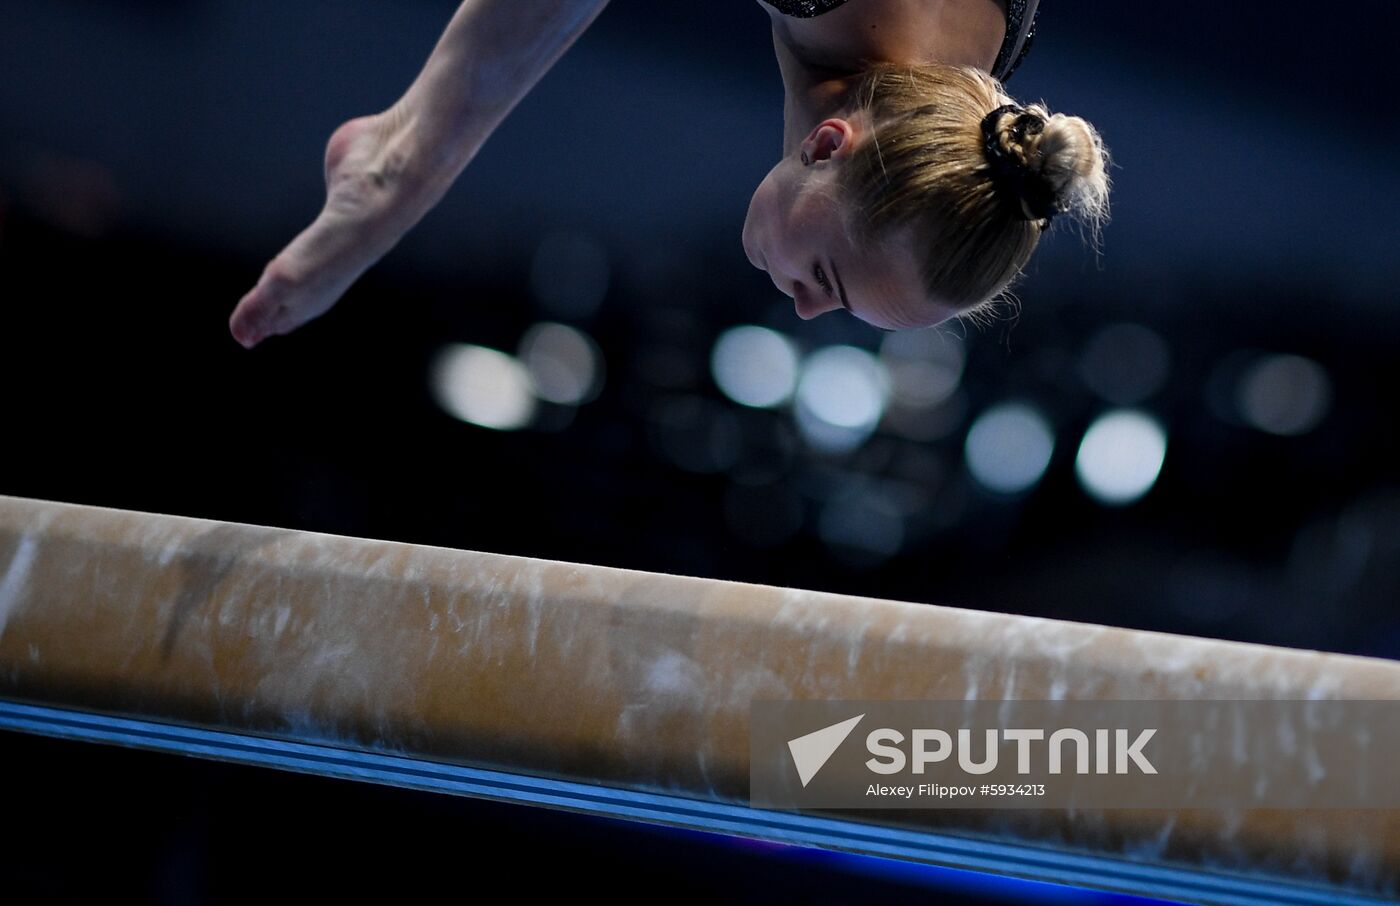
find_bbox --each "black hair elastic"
[979,104,1062,224]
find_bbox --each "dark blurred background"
[1,0,1397,901]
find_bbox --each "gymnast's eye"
[813,262,832,294]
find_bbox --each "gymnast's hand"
[229,108,426,349]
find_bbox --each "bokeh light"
[518,322,604,406]
[794,346,890,454]
[651,395,741,474]
[818,484,905,566]
[430,344,536,431]
[963,403,1055,495]
[1077,323,1171,405]
[1074,410,1168,505]
[1236,354,1332,436]
[710,325,800,408]
[879,329,965,409]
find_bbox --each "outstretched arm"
[229,0,610,349]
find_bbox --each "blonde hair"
[841,63,1110,316]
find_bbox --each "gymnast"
[228,0,1108,348]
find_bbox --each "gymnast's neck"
[766,0,1006,156]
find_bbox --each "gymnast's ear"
[801,118,859,165]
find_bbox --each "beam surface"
[1,496,1397,903]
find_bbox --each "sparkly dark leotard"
[762,0,1039,84]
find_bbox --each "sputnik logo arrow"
[787,714,865,787]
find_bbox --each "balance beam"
[1,495,1397,904]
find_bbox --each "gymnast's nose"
[790,280,842,320]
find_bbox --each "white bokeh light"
[1075,410,1168,505]
[794,345,890,453]
[430,344,536,431]
[710,326,800,408]
[964,403,1055,494]
[796,346,889,428]
[518,322,603,406]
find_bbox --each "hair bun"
[981,102,1109,229]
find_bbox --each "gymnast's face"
[741,118,956,331]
